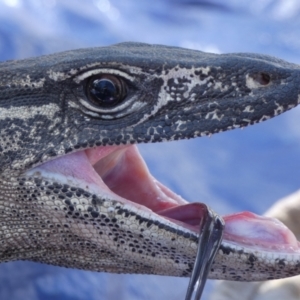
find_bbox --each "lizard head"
[1,42,300,280]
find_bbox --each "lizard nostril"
[252,72,271,86]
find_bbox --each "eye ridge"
[86,74,127,107]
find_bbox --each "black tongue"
[158,203,209,226]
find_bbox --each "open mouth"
[27,144,300,254]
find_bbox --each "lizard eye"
[77,70,140,119]
[87,75,127,107]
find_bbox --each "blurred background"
[0,0,300,299]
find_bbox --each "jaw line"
[26,144,300,255]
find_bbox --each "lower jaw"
[26,144,300,255]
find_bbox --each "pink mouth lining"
[28,144,300,254]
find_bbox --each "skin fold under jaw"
[1,42,300,281]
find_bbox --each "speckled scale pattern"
[1,42,300,280]
[0,176,198,276]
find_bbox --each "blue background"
[0,0,300,299]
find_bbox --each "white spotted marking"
[243,105,254,113]
[213,81,229,92]
[174,120,186,130]
[12,75,45,88]
[274,105,284,116]
[48,70,70,82]
[232,124,240,129]
[0,103,60,121]
[205,109,224,121]
[200,66,210,75]
[68,102,80,109]
[259,115,271,122]
[135,65,217,126]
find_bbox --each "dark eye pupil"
[90,79,119,106]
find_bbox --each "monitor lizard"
[1,42,300,281]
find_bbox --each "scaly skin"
[1,42,300,280]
